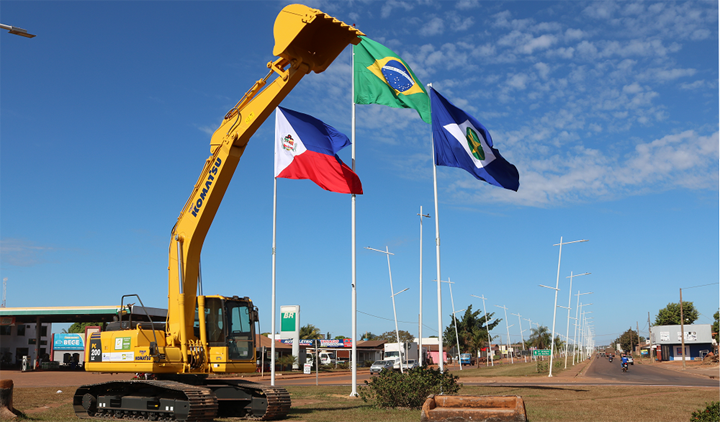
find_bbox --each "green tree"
[654,302,699,326]
[442,306,501,354]
[334,335,348,340]
[527,326,552,350]
[378,330,414,343]
[68,322,105,333]
[299,324,322,340]
[613,329,645,352]
[712,310,719,343]
[361,331,378,340]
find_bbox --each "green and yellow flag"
[353,36,431,124]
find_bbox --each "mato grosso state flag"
[353,36,431,124]
[275,107,363,194]
[430,87,519,191]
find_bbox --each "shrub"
[337,362,349,369]
[364,360,375,367]
[690,401,719,422]
[358,366,461,409]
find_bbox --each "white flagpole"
[428,83,443,373]
[271,176,277,386]
[350,46,358,397]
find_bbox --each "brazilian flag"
[353,37,431,124]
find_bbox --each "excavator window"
[204,298,226,344]
[226,301,254,361]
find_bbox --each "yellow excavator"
[72,5,363,421]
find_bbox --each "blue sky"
[2,1,718,349]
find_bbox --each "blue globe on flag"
[381,59,415,92]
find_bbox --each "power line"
[357,310,438,333]
[681,282,719,290]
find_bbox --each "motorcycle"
[621,362,628,372]
[609,356,613,362]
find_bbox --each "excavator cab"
[195,295,258,373]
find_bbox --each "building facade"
[650,324,714,361]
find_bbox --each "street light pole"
[470,294,493,366]
[572,292,592,364]
[439,279,462,369]
[366,246,408,373]
[511,313,526,361]
[523,318,534,361]
[495,305,514,364]
[544,237,588,377]
[452,308,466,370]
[417,207,431,366]
[564,272,589,368]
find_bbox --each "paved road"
[585,357,718,387]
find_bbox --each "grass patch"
[452,359,574,377]
[10,383,717,421]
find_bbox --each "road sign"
[533,349,551,356]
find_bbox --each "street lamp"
[417,207,431,366]
[580,309,593,361]
[511,312,526,361]
[439,279,462,369]
[523,317,535,361]
[0,23,35,38]
[366,246,409,373]
[543,237,588,377]
[495,305,514,364]
[470,294,493,367]
[563,272,589,368]
[572,292,592,364]
[451,307,466,370]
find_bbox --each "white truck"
[383,342,419,370]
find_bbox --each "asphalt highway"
[582,356,718,387]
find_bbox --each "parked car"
[370,360,394,374]
[401,359,419,370]
[626,356,634,365]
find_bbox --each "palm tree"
[299,324,322,340]
[528,326,552,350]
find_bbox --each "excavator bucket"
[273,4,364,74]
[421,395,528,422]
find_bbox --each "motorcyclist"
[621,354,628,371]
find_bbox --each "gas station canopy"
[0,305,167,325]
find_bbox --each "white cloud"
[455,0,479,10]
[1,239,56,267]
[521,34,557,54]
[506,73,529,90]
[679,80,706,90]
[564,28,586,42]
[534,62,551,80]
[648,67,697,82]
[582,2,619,20]
[424,16,445,36]
[380,0,415,19]
[622,82,642,94]
[576,40,598,58]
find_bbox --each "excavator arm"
[166,4,364,369]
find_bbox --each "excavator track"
[74,380,218,421]
[73,379,291,421]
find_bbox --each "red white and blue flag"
[274,107,362,194]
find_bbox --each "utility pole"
[636,321,639,357]
[648,312,653,364]
[680,288,686,369]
